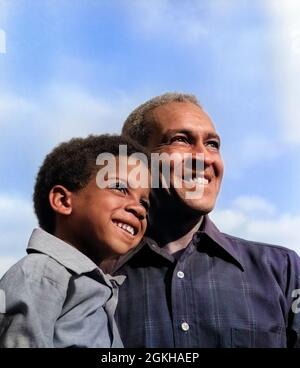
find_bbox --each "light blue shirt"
[0,228,125,348]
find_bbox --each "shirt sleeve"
[0,256,68,348]
[286,251,300,348]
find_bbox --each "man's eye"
[170,136,188,144]
[206,140,220,150]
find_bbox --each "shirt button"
[181,322,190,331]
[177,271,185,279]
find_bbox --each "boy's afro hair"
[33,134,149,234]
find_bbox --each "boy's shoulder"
[0,253,71,291]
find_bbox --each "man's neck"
[163,218,203,255]
[148,208,204,254]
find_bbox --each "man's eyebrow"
[165,129,190,134]
[205,132,221,142]
[162,129,221,142]
[161,129,192,139]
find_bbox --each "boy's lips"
[112,219,139,236]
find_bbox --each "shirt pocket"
[231,327,286,348]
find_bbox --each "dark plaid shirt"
[113,216,300,348]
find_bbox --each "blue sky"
[0,0,300,276]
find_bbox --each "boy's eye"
[108,181,128,194]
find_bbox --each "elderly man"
[113,92,300,348]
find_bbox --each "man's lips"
[183,177,209,185]
[175,171,212,185]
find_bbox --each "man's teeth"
[116,222,135,235]
[187,177,209,185]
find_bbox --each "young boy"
[0,134,150,348]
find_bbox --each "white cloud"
[0,28,6,54]
[265,0,300,144]
[0,256,19,278]
[126,0,208,44]
[235,136,282,165]
[40,85,129,142]
[0,0,10,23]
[0,194,36,258]
[0,85,137,157]
[0,93,36,124]
[212,195,300,255]
[232,195,276,215]
[223,136,283,178]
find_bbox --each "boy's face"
[68,158,150,264]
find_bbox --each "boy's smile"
[113,221,136,236]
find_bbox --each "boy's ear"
[49,185,73,216]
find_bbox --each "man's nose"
[125,200,146,220]
[191,144,214,166]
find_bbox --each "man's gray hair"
[122,92,201,147]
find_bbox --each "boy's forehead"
[95,155,150,190]
[117,156,150,187]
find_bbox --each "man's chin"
[176,194,215,216]
[153,187,216,216]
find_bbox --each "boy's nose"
[126,202,146,220]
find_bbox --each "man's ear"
[49,185,73,216]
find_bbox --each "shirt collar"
[195,216,244,271]
[112,237,154,273]
[27,228,125,286]
[113,216,244,273]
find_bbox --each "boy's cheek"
[135,232,145,246]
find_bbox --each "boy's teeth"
[116,222,135,235]
[127,225,134,235]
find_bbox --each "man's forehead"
[150,102,217,133]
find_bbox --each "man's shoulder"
[0,253,71,290]
[223,232,300,263]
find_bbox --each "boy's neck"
[54,224,103,267]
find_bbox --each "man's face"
[69,159,150,263]
[147,101,224,215]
